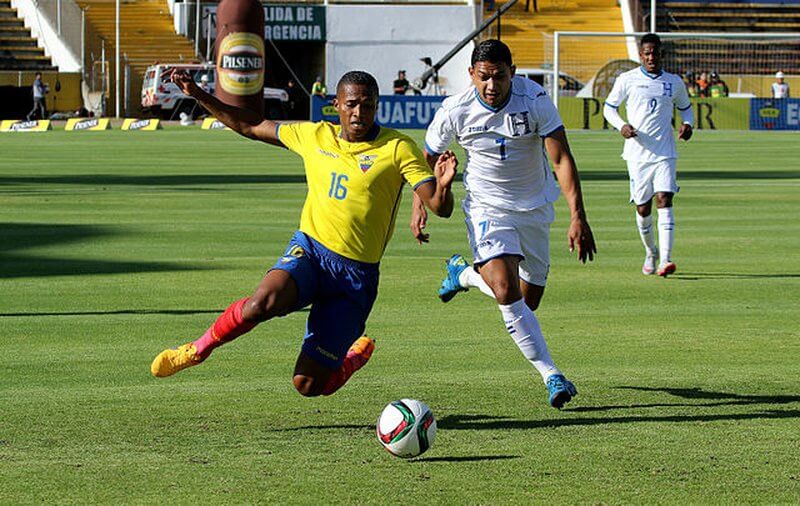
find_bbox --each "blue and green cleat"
[546,374,577,409]
[438,254,469,302]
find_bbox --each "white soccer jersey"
[605,67,692,163]
[425,76,562,212]
[772,82,790,98]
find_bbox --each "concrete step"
[9,53,50,61]
[0,16,23,26]
[0,26,28,37]
[0,36,37,45]
[0,45,45,54]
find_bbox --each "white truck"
[141,63,289,119]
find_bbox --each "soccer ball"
[376,399,437,458]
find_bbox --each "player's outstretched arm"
[544,129,596,263]
[171,69,283,147]
[414,150,457,219]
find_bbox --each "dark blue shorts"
[271,231,380,369]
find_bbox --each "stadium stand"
[486,0,627,81]
[0,0,55,71]
[661,1,800,32]
[655,0,800,75]
[76,0,197,114]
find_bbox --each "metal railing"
[416,0,518,91]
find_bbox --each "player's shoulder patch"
[661,70,683,83]
[440,86,474,111]
[382,126,413,145]
[621,67,641,79]
[511,76,547,97]
[288,120,329,140]
[511,76,548,101]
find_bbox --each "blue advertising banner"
[311,95,445,129]
[750,98,800,130]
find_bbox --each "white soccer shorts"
[627,158,679,205]
[462,198,554,286]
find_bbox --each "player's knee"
[525,295,541,311]
[292,374,323,397]
[490,280,520,305]
[636,203,652,217]
[245,289,287,322]
[241,294,269,322]
[656,194,673,208]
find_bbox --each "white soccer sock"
[498,299,560,382]
[657,207,675,264]
[636,212,657,256]
[458,266,496,298]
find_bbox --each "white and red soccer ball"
[376,399,437,458]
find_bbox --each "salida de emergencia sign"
[264,5,325,41]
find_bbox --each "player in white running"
[412,39,596,409]
[603,33,694,277]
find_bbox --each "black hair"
[471,39,513,67]
[337,70,379,98]
[640,33,661,48]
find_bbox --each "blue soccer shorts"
[270,231,379,369]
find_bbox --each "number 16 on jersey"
[329,172,348,200]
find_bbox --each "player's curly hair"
[337,71,379,98]
[640,33,661,48]
[471,39,513,67]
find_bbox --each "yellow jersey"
[278,121,435,263]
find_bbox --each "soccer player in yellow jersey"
[151,70,457,397]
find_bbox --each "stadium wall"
[10,0,81,72]
[312,94,800,131]
[0,72,82,117]
[325,5,478,97]
[558,96,800,131]
[560,97,750,130]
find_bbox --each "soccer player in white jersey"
[772,71,790,98]
[603,33,694,277]
[412,39,596,409]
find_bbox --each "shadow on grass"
[275,407,800,433]
[0,307,310,317]
[0,308,223,317]
[272,424,373,432]
[437,410,800,430]
[564,386,800,413]
[0,174,307,188]
[2,170,799,189]
[0,223,199,279]
[413,455,520,463]
[576,170,800,181]
[434,388,800,429]
[0,255,198,279]
[673,272,800,281]
[620,386,800,405]
[270,387,800,434]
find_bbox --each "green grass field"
[1,128,799,503]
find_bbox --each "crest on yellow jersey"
[358,154,378,173]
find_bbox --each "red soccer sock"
[321,338,374,396]
[321,358,356,396]
[193,298,257,360]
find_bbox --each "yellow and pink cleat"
[346,336,375,371]
[150,343,203,378]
